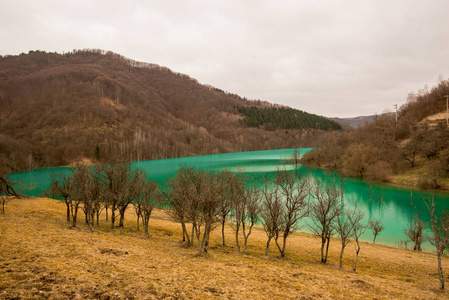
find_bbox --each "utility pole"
[444,95,449,127]
[393,104,398,125]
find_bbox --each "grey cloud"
[1,0,448,117]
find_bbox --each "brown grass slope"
[1,198,448,299]
[0,50,325,172]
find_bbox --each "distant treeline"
[237,106,342,131]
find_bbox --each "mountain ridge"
[330,112,395,129]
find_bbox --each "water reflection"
[227,164,296,173]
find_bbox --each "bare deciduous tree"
[231,175,260,254]
[164,166,192,245]
[0,177,17,214]
[185,168,206,248]
[117,168,146,228]
[260,186,284,256]
[196,172,221,255]
[70,165,91,228]
[424,195,449,289]
[309,178,342,263]
[0,156,20,214]
[165,166,223,255]
[240,184,261,253]
[403,209,427,251]
[47,172,73,221]
[348,204,367,272]
[99,161,134,229]
[273,169,309,258]
[334,209,355,268]
[137,179,160,237]
[230,175,247,253]
[368,218,384,244]
[217,170,234,246]
[290,148,301,167]
[86,166,105,229]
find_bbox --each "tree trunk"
[265,236,272,256]
[191,222,196,246]
[235,224,240,253]
[324,236,331,263]
[196,226,204,255]
[105,206,109,221]
[72,204,78,227]
[203,223,211,253]
[205,231,210,249]
[111,208,116,229]
[242,223,248,253]
[438,250,445,289]
[221,217,226,246]
[339,244,345,268]
[353,239,361,272]
[89,210,95,231]
[198,233,205,255]
[320,237,326,263]
[373,235,376,244]
[136,214,140,231]
[274,236,283,257]
[65,202,71,222]
[144,215,150,237]
[119,209,125,227]
[281,235,288,258]
[182,223,186,241]
[413,238,422,251]
[181,222,190,245]
[243,229,252,253]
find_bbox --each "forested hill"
[301,78,449,190]
[237,106,341,131]
[0,49,340,172]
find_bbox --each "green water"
[9,148,449,250]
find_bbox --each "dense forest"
[301,78,449,189]
[0,49,340,172]
[237,106,342,131]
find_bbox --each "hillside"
[301,78,449,190]
[0,50,341,172]
[330,113,395,129]
[1,197,448,299]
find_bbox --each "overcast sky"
[1,0,448,118]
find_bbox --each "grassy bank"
[1,198,448,299]
[389,166,449,192]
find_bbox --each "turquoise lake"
[9,148,449,250]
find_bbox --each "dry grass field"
[1,197,449,299]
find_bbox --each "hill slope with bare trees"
[0,50,341,172]
[301,78,449,190]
